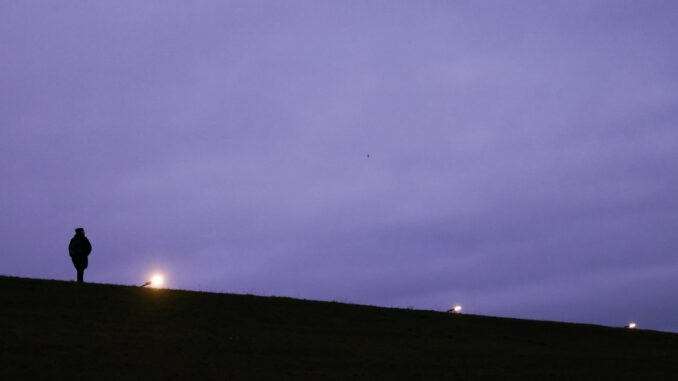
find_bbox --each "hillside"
[1,276,677,380]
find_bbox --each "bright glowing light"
[448,305,462,313]
[150,274,165,288]
[627,322,637,329]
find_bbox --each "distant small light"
[627,322,637,329]
[448,305,463,314]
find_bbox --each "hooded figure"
[69,227,92,283]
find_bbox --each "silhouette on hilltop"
[68,227,92,283]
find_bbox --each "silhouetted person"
[69,227,92,283]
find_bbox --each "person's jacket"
[69,235,92,258]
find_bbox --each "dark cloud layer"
[2,1,677,331]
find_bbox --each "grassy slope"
[1,276,677,380]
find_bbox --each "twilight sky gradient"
[2,1,677,331]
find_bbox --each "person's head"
[75,227,85,235]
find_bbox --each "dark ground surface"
[1,276,677,380]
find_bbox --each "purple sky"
[2,1,677,332]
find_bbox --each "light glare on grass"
[150,274,164,288]
[448,305,462,314]
[627,322,637,329]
